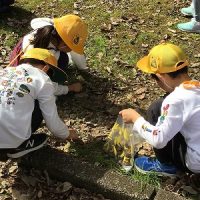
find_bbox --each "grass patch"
[70,140,161,189]
[130,168,161,189]
[0,0,199,195]
[87,35,108,56]
[70,140,118,168]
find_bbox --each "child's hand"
[68,82,82,93]
[119,108,141,123]
[67,129,83,144]
[67,129,79,141]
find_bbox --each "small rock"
[37,190,42,198]
[56,181,72,193]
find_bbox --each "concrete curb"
[155,189,189,200]
[20,146,188,200]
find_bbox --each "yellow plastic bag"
[104,115,143,172]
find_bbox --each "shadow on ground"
[0,5,36,35]
[18,145,155,200]
[57,67,144,133]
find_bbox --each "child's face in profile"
[151,74,173,93]
[57,41,71,52]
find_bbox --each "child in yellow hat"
[9,14,88,94]
[120,43,200,179]
[0,48,79,159]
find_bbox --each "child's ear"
[42,65,50,73]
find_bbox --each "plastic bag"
[104,115,144,172]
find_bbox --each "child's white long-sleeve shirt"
[0,64,69,149]
[133,81,200,173]
[52,82,69,96]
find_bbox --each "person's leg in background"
[177,0,200,33]
[50,52,69,84]
[194,0,200,22]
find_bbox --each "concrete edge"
[20,146,156,200]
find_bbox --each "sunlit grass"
[0,0,199,194]
[70,140,161,189]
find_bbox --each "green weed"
[70,140,161,189]
[130,168,161,189]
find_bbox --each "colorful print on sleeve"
[141,123,160,136]
[157,104,169,126]
[142,124,152,133]
[0,67,32,106]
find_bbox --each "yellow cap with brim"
[20,48,68,80]
[137,43,189,74]
[53,14,88,55]
[21,48,57,67]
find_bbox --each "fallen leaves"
[0,160,109,200]
[135,87,146,95]
[167,28,177,33]
[0,0,199,199]
[21,175,38,187]
[113,57,133,68]
[55,182,72,193]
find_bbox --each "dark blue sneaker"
[7,133,48,158]
[134,156,177,177]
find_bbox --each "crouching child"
[120,43,200,181]
[0,48,78,159]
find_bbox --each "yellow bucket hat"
[53,14,88,55]
[137,43,189,74]
[21,48,68,76]
[21,48,68,82]
[21,48,58,67]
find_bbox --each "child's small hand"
[67,129,83,144]
[119,108,141,123]
[67,129,79,141]
[68,82,82,93]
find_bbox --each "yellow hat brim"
[137,56,155,74]
[53,16,88,55]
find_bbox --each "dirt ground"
[0,0,200,199]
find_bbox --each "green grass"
[130,168,161,189]
[70,140,116,166]
[117,166,161,190]
[15,0,46,10]
[2,0,198,81]
[0,0,199,193]
[70,140,161,189]
[87,35,108,56]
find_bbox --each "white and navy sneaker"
[7,133,48,158]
